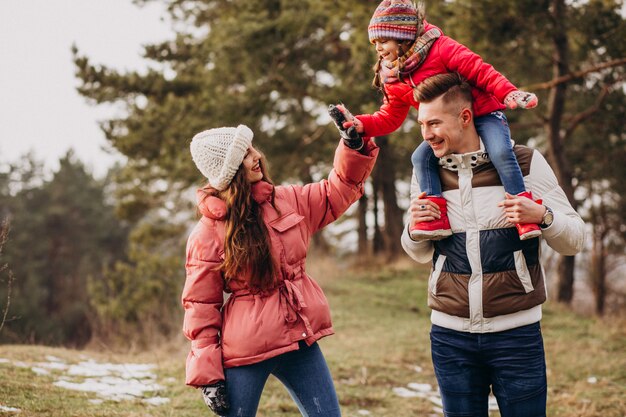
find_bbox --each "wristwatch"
[540,206,554,229]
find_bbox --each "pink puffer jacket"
[182,140,379,386]
[357,21,517,138]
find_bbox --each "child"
[340,0,540,241]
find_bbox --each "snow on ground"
[0,356,170,405]
[0,405,21,413]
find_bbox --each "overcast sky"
[0,0,173,177]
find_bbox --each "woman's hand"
[201,381,230,416]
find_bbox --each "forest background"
[0,0,624,367]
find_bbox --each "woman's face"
[242,146,264,184]
[374,39,400,62]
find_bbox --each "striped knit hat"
[368,0,419,43]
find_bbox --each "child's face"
[374,39,400,62]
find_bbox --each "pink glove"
[504,90,538,109]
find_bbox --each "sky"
[0,0,174,177]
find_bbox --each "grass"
[0,258,625,417]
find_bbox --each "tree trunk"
[590,232,607,315]
[357,194,369,256]
[547,0,577,303]
[371,169,384,254]
[556,256,575,303]
[371,136,404,259]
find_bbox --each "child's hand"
[504,90,538,110]
[342,117,364,134]
[334,104,365,134]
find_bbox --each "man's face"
[417,96,472,158]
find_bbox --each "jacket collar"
[196,181,274,220]
[251,180,274,204]
[196,186,226,220]
[439,138,498,171]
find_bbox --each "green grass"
[1,259,625,416]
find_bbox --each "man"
[401,73,585,417]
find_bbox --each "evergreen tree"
[0,152,128,346]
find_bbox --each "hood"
[195,181,275,220]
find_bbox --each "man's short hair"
[414,73,473,107]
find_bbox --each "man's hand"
[504,90,538,109]
[497,192,545,225]
[409,191,441,226]
[201,381,229,416]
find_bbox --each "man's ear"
[460,107,473,126]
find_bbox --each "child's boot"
[516,191,542,240]
[410,196,452,241]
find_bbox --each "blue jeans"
[223,342,341,417]
[411,111,526,196]
[430,323,547,417]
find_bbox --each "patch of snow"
[0,358,10,363]
[36,361,68,370]
[414,365,423,373]
[587,376,598,384]
[31,367,50,375]
[393,387,422,398]
[66,360,156,380]
[89,399,104,405]
[0,405,21,413]
[45,355,64,363]
[54,376,163,401]
[357,410,371,416]
[407,382,432,392]
[164,377,177,384]
[142,397,170,406]
[488,395,499,411]
[428,395,443,407]
[13,361,28,368]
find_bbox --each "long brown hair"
[219,154,278,290]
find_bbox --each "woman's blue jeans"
[430,322,547,417]
[411,111,526,196]
[223,342,341,417]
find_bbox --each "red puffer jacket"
[357,21,517,137]
[182,140,379,386]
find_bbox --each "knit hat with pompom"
[368,0,420,43]
[190,124,253,190]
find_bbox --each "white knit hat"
[190,124,254,190]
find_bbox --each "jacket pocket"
[268,212,304,232]
[268,212,306,263]
[430,255,447,296]
[514,250,534,293]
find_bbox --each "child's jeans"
[223,341,341,417]
[411,111,526,196]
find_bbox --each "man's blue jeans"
[224,342,341,417]
[430,322,547,417]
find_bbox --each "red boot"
[410,196,452,241]
[516,191,542,240]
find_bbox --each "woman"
[184,124,378,416]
